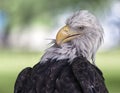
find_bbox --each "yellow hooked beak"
[56,25,80,45]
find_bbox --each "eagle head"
[41,10,104,64]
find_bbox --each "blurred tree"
[0,0,111,47]
[0,0,111,26]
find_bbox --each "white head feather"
[41,10,104,64]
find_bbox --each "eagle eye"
[78,26,84,30]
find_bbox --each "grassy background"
[0,49,120,93]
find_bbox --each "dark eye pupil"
[79,26,84,30]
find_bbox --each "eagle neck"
[40,44,77,63]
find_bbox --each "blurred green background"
[0,49,120,93]
[0,0,120,93]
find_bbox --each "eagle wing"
[14,67,32,93]
[14,57,108,93]
[14,59,77,93]
[72,57,108,93]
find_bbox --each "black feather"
[14,56,108,93]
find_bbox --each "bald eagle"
[14,10,108,93]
